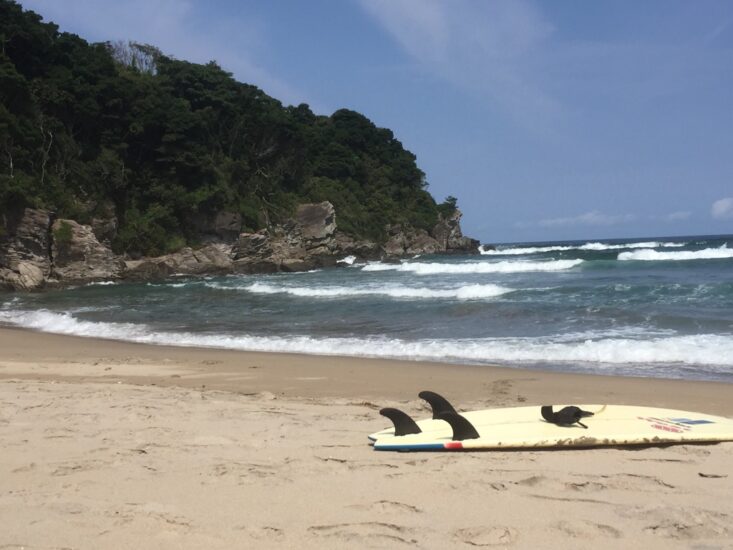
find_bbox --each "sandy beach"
[1,326,732,549]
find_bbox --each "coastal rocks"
[384,224,442,257]
[50,219,125,284]
[432,209,480,254]
[124,243,233,279]
[233,202,339,273]
[0,201,480,290]
[333,232,380,259]
[0,208,54,290]
[0,261,46,291]
[296,202,336,253]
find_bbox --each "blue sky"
[19,0,733,243]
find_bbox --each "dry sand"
[1,326,732,549]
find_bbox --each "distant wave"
[213,281,513,300]
[480,241,685,255]
[618,245,733,262]
[362,259,583,274]
[1,310,732,376]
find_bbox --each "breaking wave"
[362,259,583,274]
[618,245,733,262]
[1,309,732,377]
[481,241,685,255]
[237,282,513,300]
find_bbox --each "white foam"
[1,309,731,373]
[481,241,685,255]
[337,255,356,265]
[618,245,733,261]
[362,259,583,274]
[220,282,513,300]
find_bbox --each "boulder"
[0,262,45,291]
[51,219,125,283]
[233,231,272,260]
[296,202,336,246]
[432,209,479,254]
[124,243,233,279]
[0,208,54,290]
[382,224,443,257]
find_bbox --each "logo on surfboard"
[639,416,714,433]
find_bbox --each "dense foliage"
[0,1,456,256]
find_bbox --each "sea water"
[1,234,732,381]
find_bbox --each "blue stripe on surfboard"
[373,443,446,451]
[669,418,715,425]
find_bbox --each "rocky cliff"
[0,202,479,291]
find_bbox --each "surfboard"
[371,403,733,452]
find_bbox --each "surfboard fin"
[541,405,594,429]
[437,412,480,441]
[418,390,458,419]
[379,408,422,436]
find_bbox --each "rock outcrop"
[0,201,480,290]
[232,202,339,273]
[0,208,54,290]
[431,209,480,253]
[124,243,234,280]
[51,219,125,284]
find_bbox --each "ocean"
[1,234,732,382]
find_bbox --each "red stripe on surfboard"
[445,441,464,450]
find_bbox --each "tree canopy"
[0,0,457,256]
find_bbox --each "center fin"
[418,390,458,419]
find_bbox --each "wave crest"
[216,282,513,300]
[362,259,583,274]
[619,245,733,261]
[481,241,685,255]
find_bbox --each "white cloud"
[537,210,634,228]
[358,0,561,132]
[711,197,733,220]
[19,0,306,106]
[662,211,691,222]
[514,210,636,229]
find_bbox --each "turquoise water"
[2,234,732,381]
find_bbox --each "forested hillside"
[0,0,456,256]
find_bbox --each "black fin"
[379,408,422,436]
[541,405,594,429]
[541,405,555,422]
[418,390,458,419]
[436,412,480,441]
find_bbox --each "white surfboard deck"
[371,405,733,451]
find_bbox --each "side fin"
[379,408,422,436]
[418,390,458,419]
[436,412,480,441]
[541,405,594,429]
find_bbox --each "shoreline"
[1,325,731,415]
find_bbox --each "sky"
[18,0,733,244]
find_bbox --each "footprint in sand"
[308,522,416,546]
[234,525,284,541]
[453,526,518,546]
[554,520,622,539]
[348,500,423,514]
[619,506,731,540]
